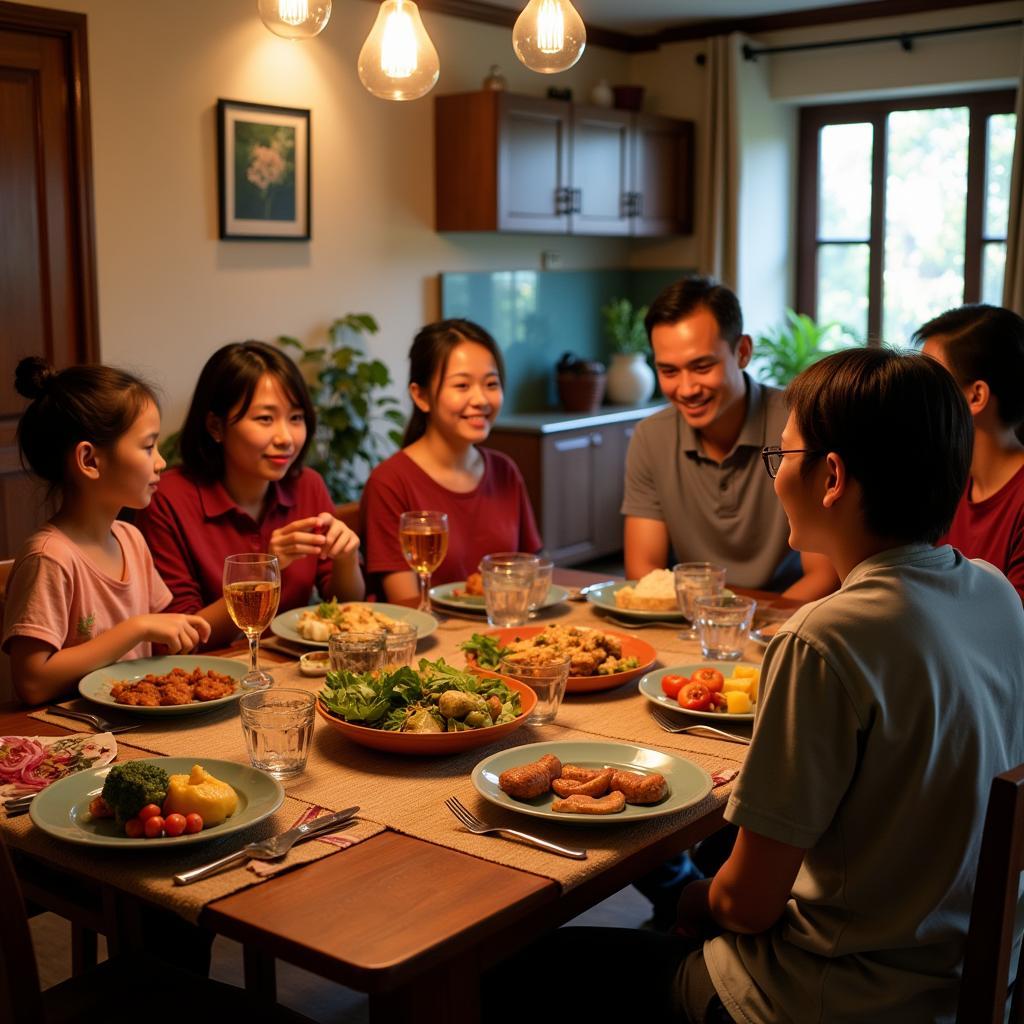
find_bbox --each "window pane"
[818,243,869,341]
[982,242,1007,305]
[883,107,969,345]
[985,113,1017,239]
[819,122,873,240]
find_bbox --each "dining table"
[0,568,798,1023]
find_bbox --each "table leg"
[243,944,277,1001]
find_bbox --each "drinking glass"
[527,557,554,619]
[239,689,316,780]
[673,562,727,641]
[382,622,418,670]
[399,510,449,613]
[328,631,387,675]
[223,553,281,690]
[480,553,537,628]
[501,654,571,725]
[694,595,757,660]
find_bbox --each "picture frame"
[217,99,311,241]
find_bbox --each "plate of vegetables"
[638,663,760,721]
[316,657,536,754]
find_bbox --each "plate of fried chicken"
[78,656,246,716]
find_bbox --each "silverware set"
[649,706,751,745]
[567,581,614,602]
[46,706,139,734]
[600,615,683,630]
[3,794,35,817]
[445,796,587,860]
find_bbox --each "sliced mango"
[732,665,759,679]
[725,691,753,715]
[723,677,753,697]
[163,764,238,826]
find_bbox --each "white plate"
[270,602,438,648]
[585,581,685,622]
[638,662,759,722]
[429,582,569,615]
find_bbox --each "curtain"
[698,33,740,287]
[1004,42,1024,315]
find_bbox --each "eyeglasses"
[760,446,826,479]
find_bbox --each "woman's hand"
[269,512,360,570]
[135,614,212,654]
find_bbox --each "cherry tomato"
[143,815,165,839]
[124,817,145,838]
[691,667,725,693]
[163,813,187,837]
[678,681,713,711]
[184,813,204,835]
[138,803,163,821]
[661,674,688,700]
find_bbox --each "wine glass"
[223,553,282,690]
[399,511,449,613]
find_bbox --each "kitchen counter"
[494,401,666,435]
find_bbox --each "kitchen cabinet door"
[541,430,601,563]
[631,114,694,237]
[569,106,632,237]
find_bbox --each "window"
[798,91,1016,345]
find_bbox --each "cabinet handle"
[621,192,633,218]
[571,187,582,214]
[591,432,603,447]
[554,436,593,452]
[554,186,570,215]
[634,191,644,218]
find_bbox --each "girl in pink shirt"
[2,358,211,705]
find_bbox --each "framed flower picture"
[217,99,311,240]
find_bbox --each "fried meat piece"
[551,768,614,798]
[560,764,607,782]
[193,675,236,701]
[157,680,194,705]
[610,770,668,805]
[551,791,626,814]
[498,754,562,800]
[111,681,161,706]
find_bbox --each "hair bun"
[15,356,56,400]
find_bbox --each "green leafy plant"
[279,314,405,503]
[750,310,852,386]
[601,297,650,355]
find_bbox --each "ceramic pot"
[607,352,655,405]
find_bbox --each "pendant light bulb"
[257,0,332,39]
[358,0,440,102]
[512,0,586,74]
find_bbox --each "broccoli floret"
[100,762,170,823]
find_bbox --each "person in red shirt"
[360,319,541,601]
[917,304,1024,602]
[137,342,364,647]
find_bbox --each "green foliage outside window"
[750,310,852,387]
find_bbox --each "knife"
[172,805,359,886]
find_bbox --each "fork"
[444,797,587,860]
[602,615,682,630]
[3,794,36,817]
[46,706,140,734]
[650,706,751,745]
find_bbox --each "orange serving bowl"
[315,669,536,755]
[470,625,658,694]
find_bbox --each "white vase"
[607,352,655,405]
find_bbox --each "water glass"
[674,562,727,641]
[527,558,554,619]
[328,631,386,675]
[382,622,418,670]
[240,689,316,780]
[501,654,571,726]
[480,554,537,628]
[694,595,757,660]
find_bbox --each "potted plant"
[750,309,850,386]
[602,297,655,405]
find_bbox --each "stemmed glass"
[223,553,281,690]
[399,511,449,613]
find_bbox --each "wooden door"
[631,114,694,237]
[497,94,571,234]
[569,106,631,237]
[0,4,98,558]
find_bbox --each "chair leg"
[70,925,98,975]
[243,945,277,1001]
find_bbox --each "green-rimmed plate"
[639,662,759,722]
[471,740,712,825]
[78,656,247,716]
[429,582,569,615]
[270,602,438,648]
[29,757,284,849]
[585,581,685,622]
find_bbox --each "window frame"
[797,89,1015,343]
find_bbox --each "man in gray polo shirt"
[623,276,835,598]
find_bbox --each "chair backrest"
[0,832,44,1021]
[335,501,360,534]
[958,762,1024,1024]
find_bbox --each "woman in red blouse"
[360,320,541,601]
[137,342,364,647]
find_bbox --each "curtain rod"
[742,18,1022,62]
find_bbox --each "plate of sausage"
[471,740,712,825]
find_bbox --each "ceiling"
[486,0,896,35]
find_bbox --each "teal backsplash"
[439,268,690,412]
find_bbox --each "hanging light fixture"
[512,0,586,73]
[358,1,440,102]
[258,0,332,40]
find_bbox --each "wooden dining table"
[0,569,796,1023]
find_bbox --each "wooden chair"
[0,832,315,1023]
[957,762,1024,1023]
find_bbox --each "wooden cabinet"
[483,407,657,566]
[435,91,693,238]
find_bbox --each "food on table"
[319,658,522,733]
[551,791,626,815]
[690,667,724,692]
[499,753,563,799]
[461,626,640,677]
[672,665,760,714]
[610,770,668,805]
[453,572,484,598]
[550,768,614,798]
[295,600,402,642]
[613,569,678,611]
[660,674,688,700]
[0,734,116,794]
[100,761,170,824]
[560,765,606,783]
[162,764,239,827]
[110,667,237,706]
